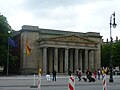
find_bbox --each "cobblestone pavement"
[0,75,120,90]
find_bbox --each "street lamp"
[109,12,117,82]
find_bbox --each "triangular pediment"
[47,35,97,44]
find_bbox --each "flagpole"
[7,31,10,76]
[7,38,9,76]
[7,31,11,76]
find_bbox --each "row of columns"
[42,47,96,73]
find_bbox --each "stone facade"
[18,25,102,74]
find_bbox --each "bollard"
[30,74,37,88]
[102,74,107,90]
[68,75,75,90]
[38,74,41,90]
[33,74,35,86]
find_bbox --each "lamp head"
[113,17,117,29]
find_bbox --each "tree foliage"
[0,14,18,74]
[101,43,110,67]
[0,14,10,67]
[112,40,120,66]
[101,40,120,67]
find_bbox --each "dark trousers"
[78,76,81,81]
[53,75,56,81]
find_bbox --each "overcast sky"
[0,0,120,41]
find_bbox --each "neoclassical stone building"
[16,25,102,74]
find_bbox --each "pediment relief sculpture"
[48,35,97,44]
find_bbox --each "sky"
[0,0,120,41]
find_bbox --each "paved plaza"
[0,74,120,90]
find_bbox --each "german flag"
[26,39,31,56]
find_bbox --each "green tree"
[101,40,120,68]
[0,14,10,66]
[112,40,120,66]
[101,42,110,67]
[0,14,18,74]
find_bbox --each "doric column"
[49,48,53,72]
[79,50,83,71]
[70,49,73,72]
[94,50,100,70]
[59,49,64,73]
[89,50,92,70]
[43,47,47,73]
[39,48,43,69]
[75,49,79,71]
[90,50,94,70]
[54,48,58,72]
[85,49,88,70]
[65,48,68,73]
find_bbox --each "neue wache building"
[15,25,102,74]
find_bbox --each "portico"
[38,35,98,73]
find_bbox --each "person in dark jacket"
[52,69,57,81]
[68,69,72,76]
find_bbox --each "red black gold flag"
[26,39,31,56]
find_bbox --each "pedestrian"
[78,68,82,81]
[93,70,97,79]
[46,71,50,81]
[102,69,105,80]
[75,69,79,76]
[86,69,89,79]
[88,70,92,82]
[52,69,57,81]
[86,69,92,82]
[97,69,101,80]
[68,69,72,76]
[38,68,42,75]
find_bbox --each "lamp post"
[109,12,117,82]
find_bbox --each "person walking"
[52,69,57,81]
[78,68,82,81]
